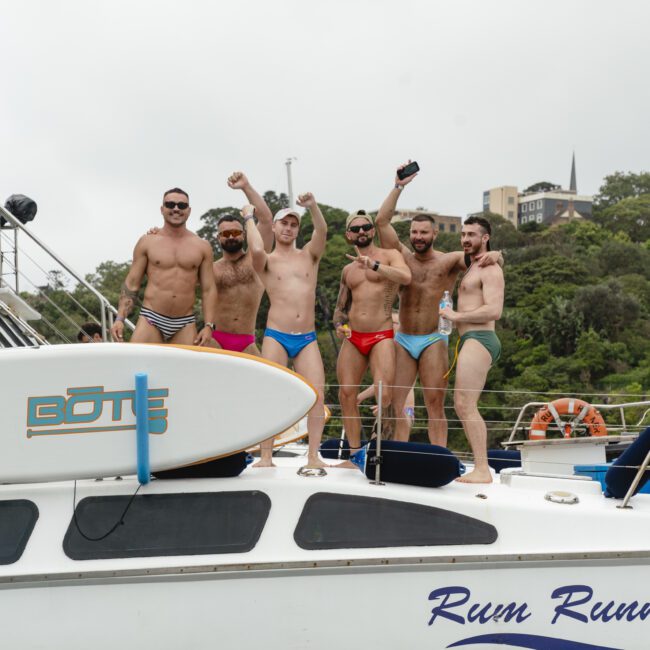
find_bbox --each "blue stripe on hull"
[447,633,622,650]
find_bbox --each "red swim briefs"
[348,329,394,356]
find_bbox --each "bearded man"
[333,209,411,467]
[375,163,502,446]
[208,171,273,355]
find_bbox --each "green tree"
[487,212,525,250]
[523,181,560,193]
[595,194,650,243]
[573,280,640,339]
[594,171,650,210]
[537,296,584,356]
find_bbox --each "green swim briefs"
[459,330,501,365]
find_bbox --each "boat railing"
[314,382,650,501]
[0,293,48,346]
[505,399,650,443]
[0,204,135,343]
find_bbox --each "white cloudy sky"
[1,0,649,282]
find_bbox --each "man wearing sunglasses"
[247,192,329,470]
[110,188,217,346]
[375,163,503,448]
[208,171,274,355]
[333,210,412,468]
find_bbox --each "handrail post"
[370,380,385,486]
[13,228,19,293]
[100,306,108,342]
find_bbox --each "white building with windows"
[518,190,592,226]
[481,186,518,226]
[482,154,592,228]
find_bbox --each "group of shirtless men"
[109,163,505,484]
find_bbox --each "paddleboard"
[0,343,316,483]
[247,406,331,452]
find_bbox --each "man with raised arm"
[208,171,274,355]
[333,210,411,468]
[111,188,217,345]
[247,193,328,469]
[439,216,504,484]
[375,163,502,446]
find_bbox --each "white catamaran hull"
[0,463,647,650]
[1,561,648,649]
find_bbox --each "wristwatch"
[205,322,216,331]
[372,260,380,272]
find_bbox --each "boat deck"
[1,456,648,584]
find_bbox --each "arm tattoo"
[383,282,395,318]
[333,280,352,326]
[119,282,139,316]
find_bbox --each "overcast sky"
[2,0,649,283]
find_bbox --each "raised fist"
[227,171,249,190]
[296,192,316,209]
[240,204,255,219]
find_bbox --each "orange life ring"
[529,398,607,440]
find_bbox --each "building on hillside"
[390,208,462,234]
[482,186,518,227]
[518,190,592,226]
[481,153,593,228]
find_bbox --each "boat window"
[294,492,497,550]
[0,499,39,564]
[64,491,271,560]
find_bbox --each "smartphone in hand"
[397,161,420,180]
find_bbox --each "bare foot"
[305,458,330,469]
[253,459,276,468]
[456,468,493,484]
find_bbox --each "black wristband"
[372,260,380,272]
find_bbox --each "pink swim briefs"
[212,330,256,353]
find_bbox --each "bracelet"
[115,316,125,323]
[394,184,403,191]
[243,214,255,222]
[372,260,380,272]
[205,322,215,331]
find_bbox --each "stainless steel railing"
[0,204,134,342]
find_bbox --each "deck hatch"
[0,499,39,564]
[63,491,271,560]
[294,492,497,550]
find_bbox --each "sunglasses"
[164,201,189,210]
[348,223,374,233]
[219,229,243,239]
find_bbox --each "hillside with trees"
[23,171,650,450]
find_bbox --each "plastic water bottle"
[438,290,452,335]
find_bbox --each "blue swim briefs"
[395,330,448,361]
[264,328,317,359]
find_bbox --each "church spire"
[569,151,577,193]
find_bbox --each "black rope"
[72,479,143,542]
